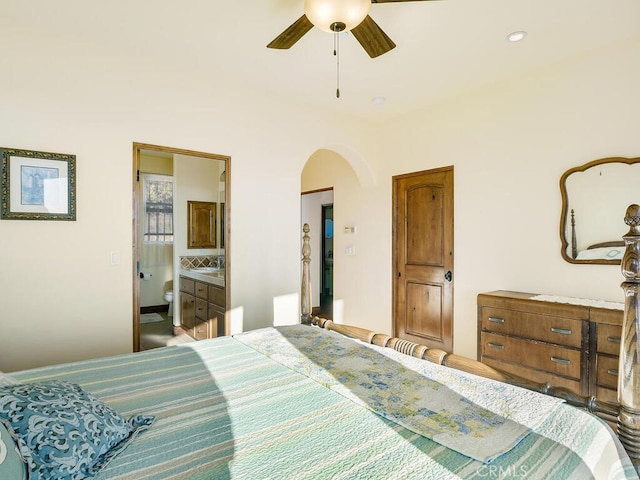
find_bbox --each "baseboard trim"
[141,305,169,314]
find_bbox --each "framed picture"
[0,147,76,221]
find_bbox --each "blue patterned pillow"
[0,381,154,480]
[0,422,26,480]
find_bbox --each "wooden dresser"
[477,291,623,402]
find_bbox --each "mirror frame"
[559,156,640,265]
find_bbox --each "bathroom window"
[143,174,174,244]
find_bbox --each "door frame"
[132,142,231,352]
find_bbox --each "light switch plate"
[110,250,121,266]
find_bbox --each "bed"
[2,208,640,480]
[569,209,626,261]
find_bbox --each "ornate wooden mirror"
[560,156,640,264]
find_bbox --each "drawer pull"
[607,369,619,376]
[607,336,621,344]
[551,327,572,335]
[551,356,571,365]
[488,317,505,324]
[487,342,504,350]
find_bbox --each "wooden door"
[393,167,454,352]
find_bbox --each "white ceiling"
[4,0,640,123]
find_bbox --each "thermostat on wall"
[344,226,357,234]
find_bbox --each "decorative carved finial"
[571,209,577,259]
[622,204,640,282]
[624,204,640,230]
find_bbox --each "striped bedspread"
[10,326,639,480]
[235,326,566,463]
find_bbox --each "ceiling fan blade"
[351,15,396,58]
[371,0,440,3]
[267,15,314,50]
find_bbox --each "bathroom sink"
[181,267,225,285]
[190,267,221,273]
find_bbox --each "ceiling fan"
[267,0,439,59]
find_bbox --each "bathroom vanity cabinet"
[179,275,225,340]
[187,201,216,249]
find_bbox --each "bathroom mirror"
[560,157,640,264]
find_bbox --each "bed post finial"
[618,204,640,467]
[301,223,312,325]
[570,209,577,259]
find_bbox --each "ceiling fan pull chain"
[335,31,340,98]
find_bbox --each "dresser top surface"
[478,290,623,323]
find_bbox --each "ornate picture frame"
[0,147,76,220]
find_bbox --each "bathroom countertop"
[179,269,225,287]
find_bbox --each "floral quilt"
[235,325,564,464]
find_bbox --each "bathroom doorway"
[300,188,333,319]
[132,143,231,352]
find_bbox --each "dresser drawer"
[192,319,209,341]
[596,354,620,389]
[480,307,583,348]
[195,282,209,299]
[596,323,622,356]
[195,298,208,320]
[483,357,583,395]
[179,277,195,295]
[481,332,582,379]
[596,386,618,404]
[209,285,225,307]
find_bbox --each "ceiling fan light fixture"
[304,0,371,33]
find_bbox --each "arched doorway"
[301,148,367,323]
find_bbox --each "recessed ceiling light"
[506,31,527,42]
[372,96,386,106]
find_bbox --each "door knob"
[444,271,452,282]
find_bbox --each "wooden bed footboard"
[300,204,640,471]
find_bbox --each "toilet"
[164,290,174,317]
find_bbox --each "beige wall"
[376,38,640,357]
[299,38,640,359]
[0,25,376,371]
[1,17,639,370]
